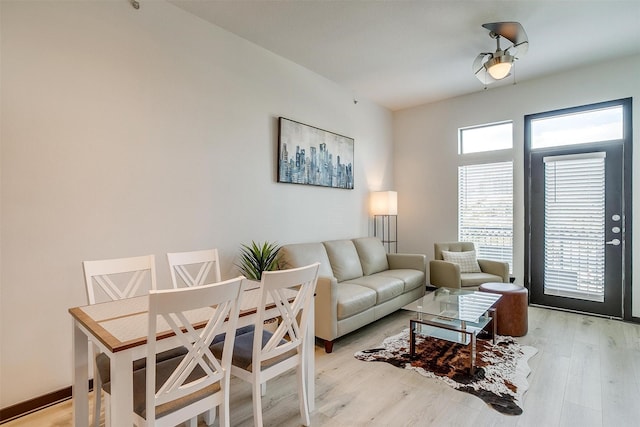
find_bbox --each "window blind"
[458,161,513,271]
[543,153,605,302]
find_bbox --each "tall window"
[458,123,513,271]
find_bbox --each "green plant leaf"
[235,240,281,280]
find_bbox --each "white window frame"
[457,122,514,272]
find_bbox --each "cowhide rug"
[354,329,537,415]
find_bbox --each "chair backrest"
[167,249,221,289]
[253,263,320,365]
[83,255,157,304]
[434,242,476,260]
[146,276,245,423]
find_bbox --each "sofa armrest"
[314,276,339,341]
[477,259,509,282]
[429,260,461,288]
[387,253,427,273]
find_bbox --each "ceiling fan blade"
[482,22,528,48]
[472,53,499,84]
[506,40,529,58]
[472,52,492,75]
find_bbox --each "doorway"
[524,98,632,318]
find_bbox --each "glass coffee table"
[403,287,501,374]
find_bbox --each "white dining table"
[69,282,315,426]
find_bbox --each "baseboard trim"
[0,381,93,424]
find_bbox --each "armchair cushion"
[460,272,505,288]
[441,250,481,273]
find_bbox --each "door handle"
[606,239,621,246]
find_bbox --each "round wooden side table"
[479,282,528,337]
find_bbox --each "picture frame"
[278,117,354,189]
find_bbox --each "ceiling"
[168,0,640,111]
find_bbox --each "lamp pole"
[373,214,398,253]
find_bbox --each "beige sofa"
[278,237,426,353]
[430,242,509,289]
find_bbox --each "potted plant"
[236,240,281,281]
[236,241,282,332]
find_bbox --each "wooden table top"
[69,284,288,353]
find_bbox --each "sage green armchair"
[429,242,509,289]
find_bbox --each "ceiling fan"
[472,22,528,84]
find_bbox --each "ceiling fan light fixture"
[473,22,527,84]
[484,54,514,80]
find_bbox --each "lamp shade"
[370,191,398,215]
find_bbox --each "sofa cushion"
[345,275,404,304]
[278,242,334,278]
[441,250,481,273]
[323,240,364,282]
[336,283,377,320]
[374,269,424,292]
[352,237,389,276]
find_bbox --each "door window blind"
[543,153,605,302]
[458,161,513,271]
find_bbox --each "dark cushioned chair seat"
[103,354,221,419]
[211,329,297,372]
[97,325,255,384]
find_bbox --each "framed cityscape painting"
[278,117,354,189]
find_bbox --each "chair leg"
[261,382,267,396]
[92,378,102,427]
[219,376,231,427]
[252,379,264,427]
[297,354,311,426]
[203,408,216,426]
[219,403,230,427]
[186,417,197,427]
[104,393,111,427]
[324,339,334,353]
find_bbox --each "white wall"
[394,54,640,315]
[0,1,393,407]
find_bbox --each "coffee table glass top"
[403,287,500,323]
[404,287,501,374]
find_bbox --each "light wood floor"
[5,306,640,427]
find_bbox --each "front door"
[525,98,632,318]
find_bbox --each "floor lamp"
[371,191,398,253]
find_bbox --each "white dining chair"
[166,248,225,424]
[166,248,221,289]
[82,254,157,427]
[83,254,157,304]
[211,263,320,426]
[99,276,246,427]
